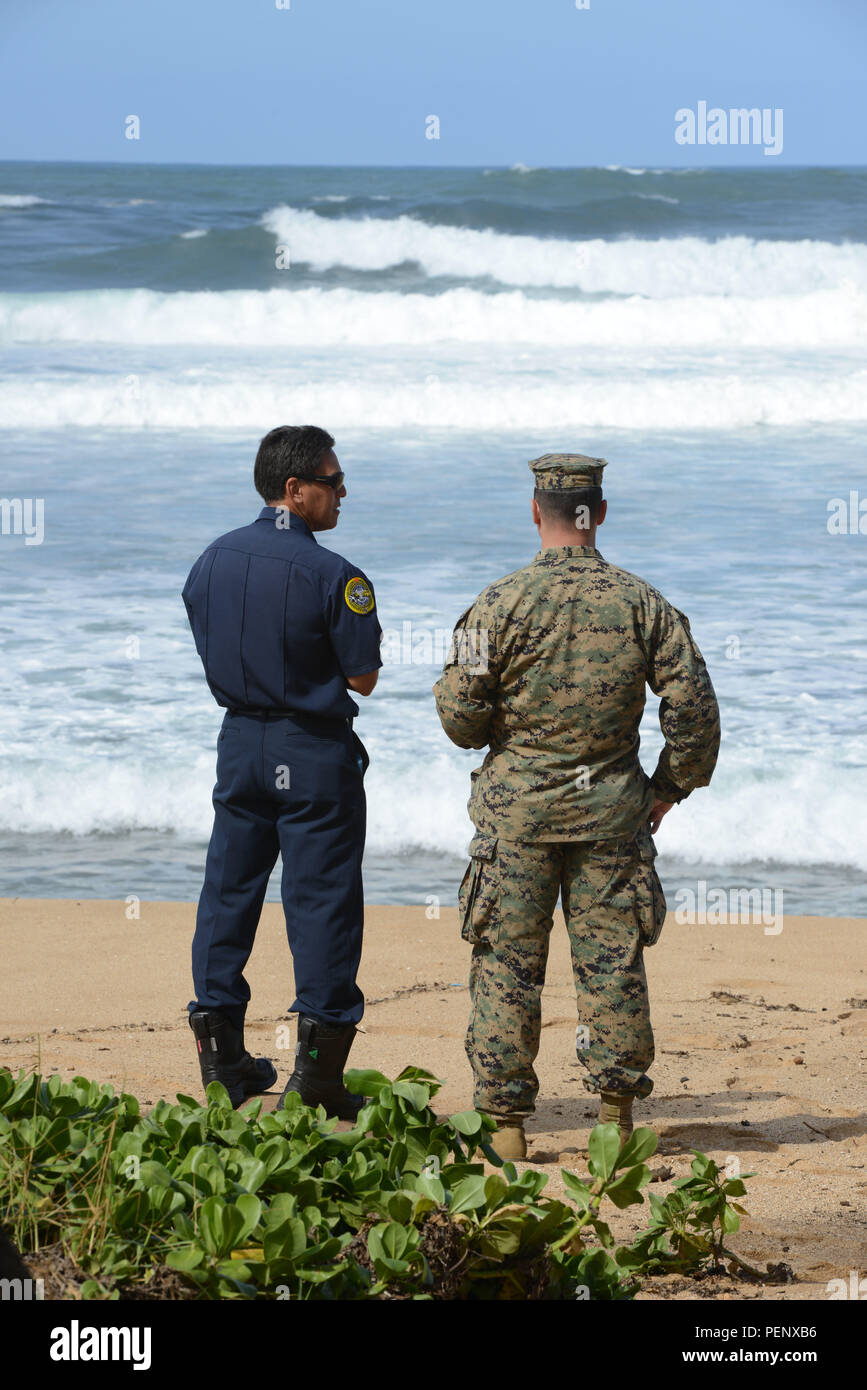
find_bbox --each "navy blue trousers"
[189,711,368,1032]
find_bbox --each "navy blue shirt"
[182,507,382,720]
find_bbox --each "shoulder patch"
[344,575,375,614]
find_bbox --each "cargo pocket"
[584,838,632,912]
[458,834,499,947]
[635,825,667,948]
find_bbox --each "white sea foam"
[0,748,863,872]
[0,194,48,207]
[654,766,867,874]
[180,228,208,239]
[260,207,867,295]
[1,362,864,429]
[367,762,867,871]
[1,283,864,348]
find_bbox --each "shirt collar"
[532,544,602,562]
[255,506,316,541]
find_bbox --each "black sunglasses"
[309,472,345,490]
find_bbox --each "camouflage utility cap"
[529,453,607,491]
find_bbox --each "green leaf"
[483,1173,509,1206]
[291,1236,343,1269]
[721,1205,740,1233]
[197,1195,246,1257]
[588,1122,621,1182]
[233,1157,268,1193]
[235,1194,262,1243]
[603,1168,651,1209]
[196,1197,223,1257]
[342,1069,391,1097]
[594,1219,615,1250]
[689,1151,716,1179]
[505,1169,548,1201]
[264,1216,308,1262]
[165,1246,206,1272]
[479,1224,522,1257]
[204,1080,234,1110]
[410,1174,445,1205]
[295,1266,344,1284]
[449,1175,489,1214]
[137,1159,173,1189]
[371,1256,411,1278]
[371,1222,410,1261]
[392,1081,430,1111]
[394,1065,442,1086]
[386,1192,413,1224]
[79,1279,107,1300]
[449,1110,483,1136]
[411,1194,438,1221]
[616,1127,658,1168]
[254,1138,294,1176]
[265,1193,298,1226]
[561,1173,594,1206]
[386,1141,408,1177]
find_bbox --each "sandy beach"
[1,899,864,1301]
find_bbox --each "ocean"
[0,161,865,915]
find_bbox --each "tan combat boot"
[599,1091,634,1149]
[482,1113,528,1161]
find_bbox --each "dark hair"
[534,486,603,528]
[254,425,336,503]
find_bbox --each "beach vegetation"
[0,1065,761,1300]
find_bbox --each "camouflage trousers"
[458,827,667,1119]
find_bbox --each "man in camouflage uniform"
[432,454,720,1160]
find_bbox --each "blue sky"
[0,0,864,166]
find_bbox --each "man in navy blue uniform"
[182,425,382,1118]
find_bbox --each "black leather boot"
[276,1015,365,1121]
[190,1009,277,1108]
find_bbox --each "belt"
[225,707,352,734]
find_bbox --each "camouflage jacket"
[432,545,721,842]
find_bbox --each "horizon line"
[0,157,864,172]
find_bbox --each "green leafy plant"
[0,1063,761,1300]
[617,1149,761,1278]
